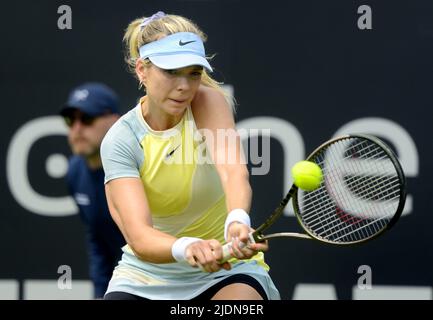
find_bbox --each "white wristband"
[171,237,202,262]
[224,209,251,241]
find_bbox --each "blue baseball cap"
[60,82,120,117]
[139,32,213,72]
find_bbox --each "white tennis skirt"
[105,247,281,300]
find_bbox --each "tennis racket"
[221,133,406,261]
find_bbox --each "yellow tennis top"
[101,100,266,268]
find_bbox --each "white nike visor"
[139,32,213,72]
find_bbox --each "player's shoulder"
[101,104,148,163]
[102,104,146,147]
[194,85,227,109]
[192,85,235,128]
[104,107,136,139]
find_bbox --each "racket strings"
[301,175,400,217]
[315,200,396,239]
[327,144,398,240]
[315,140,397,241]
[301,149,400,217]
[298,137,402,244]
[302,148,398,205]
[300,183,400,237]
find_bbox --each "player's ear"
[135,59,148,87]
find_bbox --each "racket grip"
[220,241,247,264]
[220,233,257,264]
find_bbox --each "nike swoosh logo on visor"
[179,40,196,46]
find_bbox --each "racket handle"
[220,233,256,264]
[220,241,246,263]
[200,243,246,272]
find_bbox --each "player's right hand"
[184,239,231,272]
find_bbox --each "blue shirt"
[66,156,125,298]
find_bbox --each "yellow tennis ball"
[291,161,323,191]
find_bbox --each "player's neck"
[141,96,184,131]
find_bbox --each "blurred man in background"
[60,82,125,298]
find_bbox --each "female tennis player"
[101,11,280,300]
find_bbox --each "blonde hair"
[123,13,235,111]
